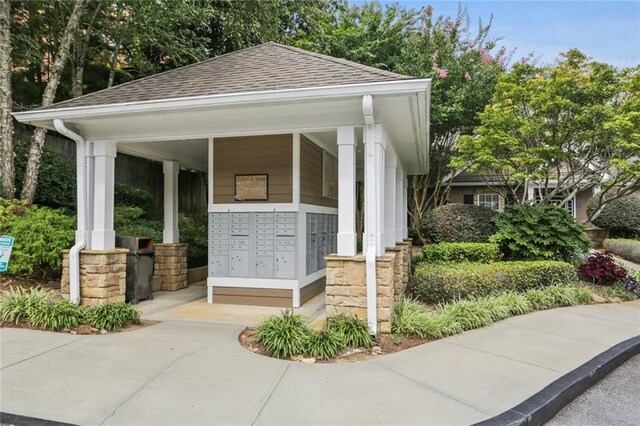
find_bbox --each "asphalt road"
[548,354,640,426]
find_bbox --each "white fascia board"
[13,79,431,124]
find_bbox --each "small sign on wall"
[235,174,268,201]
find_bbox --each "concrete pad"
[103,338,289,425]
[559,302,640,327]
[503,307,639,347]
[0,328,80,368]
[373,338,562,416]
[137,281,207,316]
[0,321,240,425]
[444,321,610,372]
[254,361,488,425]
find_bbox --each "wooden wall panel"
[213,135,293,204]
[300,136,338,208]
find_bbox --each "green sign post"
[0,235,14,272]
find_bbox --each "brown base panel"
[300,277,326,305]
[211,286,293,307]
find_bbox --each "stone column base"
[154,243,188,291]
[61,249,128,306]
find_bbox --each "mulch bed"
[0,275,61,295]
[0,319,159,335]
[239,327,431,364]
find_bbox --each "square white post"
[163,160,180,243]
[374,124,386,256]
[91,141,116,250]
[395,167,404,243]
[337,126,357,256]
[384,144,397,248]
[403,173,408,239]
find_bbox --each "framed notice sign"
[235,174,268,201]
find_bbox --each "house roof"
[36,42,414,112]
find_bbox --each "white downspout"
[53,119,86,305]
[362,95,377,335]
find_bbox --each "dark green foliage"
[588,196,640,238]
[393,286,593,338]
[0,287,54,323]
[412,260,578,303]
[256,310,309,359]
[304,328,345,360]
[12,140,76,210]
[0,200,75,278]
[30,299,85,331]
[84,302,141,331]
[114,206,163,243]
[491,204,590,261]
[423,203,498,243]
[179,213,208,268]
[421,242,501,264]
[114,183,154,214]
[325,314,373,348]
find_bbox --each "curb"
[0,412,76,426]
[473,335,640,426]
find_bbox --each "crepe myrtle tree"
[454,49,640,223]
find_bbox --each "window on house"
[463,194,474,205]
[478,193,500,211]
[322,151,338,199]
[533,188,576,217]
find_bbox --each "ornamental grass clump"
[30,299,84,331]
[325,314,373,348]
[439,299,494,331]
[84,302,141,331]
[256,309,309,359]
[304,328,345,360]
[0,287,54,324]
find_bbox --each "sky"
[351,0,640,68]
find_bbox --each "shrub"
[439,299,494,330]
[84,302,141,331]
[491,204,590,261]
[603,239,640,263]
[325,314,372,348]
[0,287,54,323]
[0,200,75,278]
[423,203,498,243]
[179,213,208,268]
[421,242,501,264]
[304,328,345,360]
[578,252,627,286]
[114,206,163,243]
[256,310,309,359]
[391,298,463,338]
[114,183,154,214]
[412,260,578,303]
[30,299,85,331]
[588,195,640,238]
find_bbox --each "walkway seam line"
[501,321,629,347]
[560,308,639,327]
[250,363,290,426]
[0,336,82,371]
[371,361,493,416]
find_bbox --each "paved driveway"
[1,302,639,425]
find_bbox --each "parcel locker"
[230,237,250,277]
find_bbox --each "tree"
[454,50,640,222]
[20,0,88,203]
[0,0,13,198]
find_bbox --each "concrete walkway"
[1,302,638,425]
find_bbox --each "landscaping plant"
[325,314,373,348]
[421,242,501,264]
[588,196,640,239]
[304,328,345,360]
[30,299,85,331]
[412,260,578,303]
[84,302,141,331]
[422,203,498,243]
[256,310,309,359]
[491,204,590,262]
[578,252,627,286]
[604,239,640,263]
[0,286,54,323]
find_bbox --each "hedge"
[422,242,501,264]
[588,196,640,238]
[422,203,498,243]
[604,239,640,264]
[412,260,579,303]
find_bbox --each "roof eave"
[13,79,431,125]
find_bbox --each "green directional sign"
[0,236,14,272]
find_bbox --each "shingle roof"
[39,42,414,112]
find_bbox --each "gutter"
[362,95,377,335]
[53,119,86,304]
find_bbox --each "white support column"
[91,141,116,250]
[163,160,180,243]
[374,124,386,256]
[384,144,397,248]
[208,137,214,205]
[402,173,408,238]
[395,167,404,243]
[363,95,378,334]
[337,126,357,256]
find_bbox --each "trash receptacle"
[116,236,154,304]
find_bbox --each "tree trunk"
[21,0,88,202]
[0,0,14,199]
